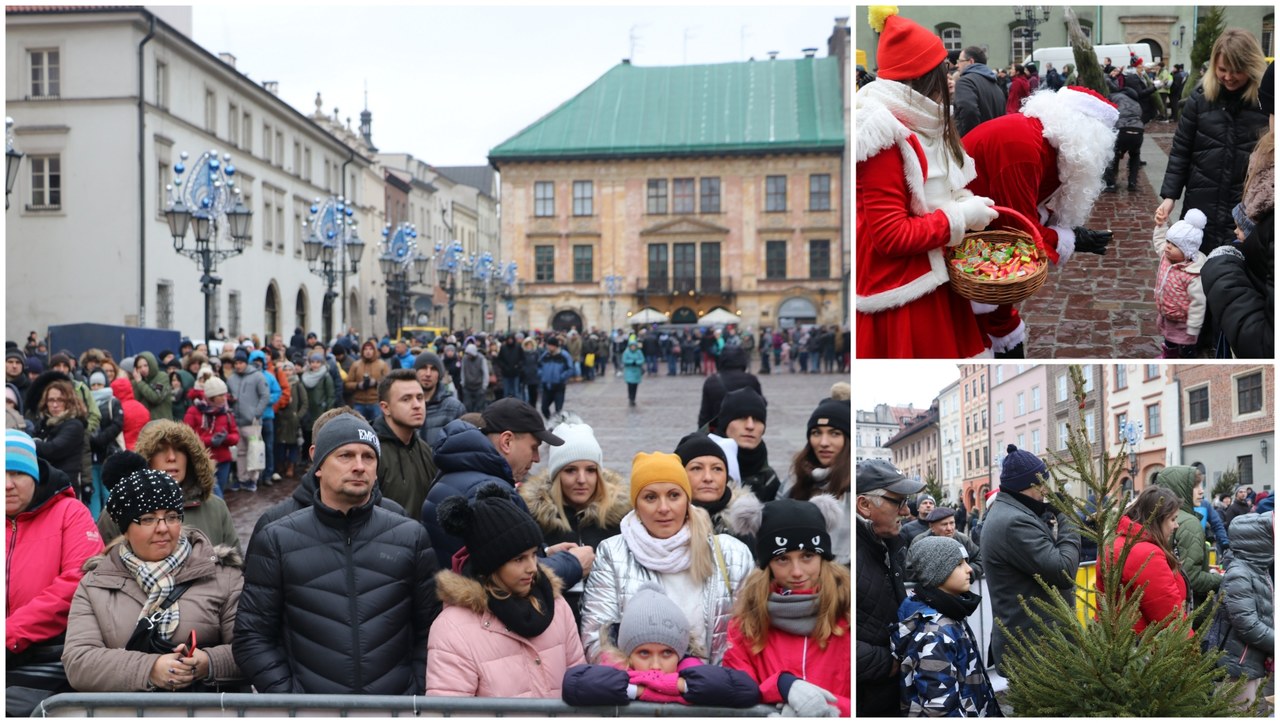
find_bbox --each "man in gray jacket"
[954,46,1006,136]
[226,347,269,492]
[980,444,1081,675]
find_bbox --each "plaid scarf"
[118,534,193,640]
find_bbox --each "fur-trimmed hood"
[434,563,564,615]
[133,419,216,504]
[715,484,766,535]
[519,466,630,535]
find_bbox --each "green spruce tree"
[922,469,945,508]
[1211,465,1240,502]
[999,366,1249,716]
[1065,8,1107,96]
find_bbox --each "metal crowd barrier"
[32,692,779,717]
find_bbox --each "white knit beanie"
[546,421,603,481]
[1166,208,1207,260]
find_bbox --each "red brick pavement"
[1019,128,1175,359]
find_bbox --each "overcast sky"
[191,4,846,167]
[851,361,963,413]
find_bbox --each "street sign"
[485,310,494,322]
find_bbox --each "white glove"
[956,195,998,231]
[785,680,840,717]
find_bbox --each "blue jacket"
[421,419,581,588]
[892,595,1000,717]
[537,348,573,387]
[621,346,645,385]
[562,659,760,708]
[260,368,282,421]
[1195,500,1230,549]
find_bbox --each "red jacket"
[1006,75,1031,114]
[1101,515,1191,635]
[109,377,150,451]
[722,616,851,716]
[5,460,103,654]
[184,395,240,464]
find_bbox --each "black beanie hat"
[807,398,850,436]
[437,483,545,576]
[674,432,728,467]
[1260,62,1274,117]
[717,387,767,430]
[755,499,834,569]
[103,452,184,532]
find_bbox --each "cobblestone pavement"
[1019,121,1174,358]
[225,367,847,550]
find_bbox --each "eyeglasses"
[134,512,183,528]
[45,396,66,406]
[867,491,911,510]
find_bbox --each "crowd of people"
[856,7,1273,359]
[4,322,852,716]
[857,445,1275,716]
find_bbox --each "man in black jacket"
[856,459,923,717]
[235,414,439,694]
[953,46,1006,136]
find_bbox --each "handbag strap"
[155,580,195,615]
[710,534,733,599]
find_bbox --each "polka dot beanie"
[105,452,184,531]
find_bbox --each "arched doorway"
[322,294,335,343]
[264,282,281,337]
[671,307,698,324]
[295,287,309,338]
[1137,38,1163,63]
[551,309,584,332]
[778,296,817,328]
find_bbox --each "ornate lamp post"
[302,195,364,342]
[466,251,496,332]
[434,240,463,332]
[498,262,519,334]
[164,150,252,343]
[5,118,23,211]
[1012,6,1052,60]
[378,222,428,339]
[603,273,624,332]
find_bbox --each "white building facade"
[937,381,963,504]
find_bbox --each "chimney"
[217,52,236,69]
[767,51,779,60]
[802,47,818,58]
[262,80,279,96]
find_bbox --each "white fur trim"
[855,104,910,164]
[1051,225,1075,265]
[1057,87,1119,128]
[971,301,999,315]
[1022,92,1116,229]
[856,248,951,313]
[943,202,967,246]
[990,321,1027,353]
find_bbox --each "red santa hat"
[869,6,946,81]
[1056,86,1119,128]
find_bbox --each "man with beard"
[413,351,465,448]
[962,86,1120,357]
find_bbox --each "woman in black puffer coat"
[1155,29,1268,253]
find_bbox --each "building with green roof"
[490,18,849,333]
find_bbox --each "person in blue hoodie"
[246,350,282,489]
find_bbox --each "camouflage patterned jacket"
[891,595,1000,717]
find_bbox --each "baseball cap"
[856,459,925,495]
[480,397,564,446]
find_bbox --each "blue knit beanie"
[6,429,39,480]
[1000,444,1047,492]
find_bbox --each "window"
[274,131,284,166]
[1082,366,1094,392]
[1031,429,1041,454]
[673,178,695,214]
[809,174,831,211]
[980,374,985,393]
[1144,364,1160,380]
[226,290,239,336]
[701,242,721,291]
[274,191,285,254]
[1188,386,1210,424]
[534,245,555,282]
[29,49,60,98]
[1085,414,1096,443]
[809,240,830,279]
[572,180,592,216]
[673,243,696,292]
[983,446,989,467]
[1236,371,1263,414]
[156,281,174,329]
[28,155,61,209]
[263,193,275,248]
[303,147,311,181]
[205,89,217,133]
[996,401,1004,423]
[572,245,593,283]
[242,112,252,152]
[700,177,721,213]
[1058,421,1069,449]
[1146,403,1161,436]
[765,175,787,212]
[966,417,971,435]
[647,179,668,214]
[981,409,987,429]
[157,159,171,215]
[1116,412,1128,444]
[533,181,554,217]
[1017,433,1025,450]
[1011,26,1032,64]
[941,26,962,52]
[647,244,668,290]
[155,60,169,109]
[766,240,787,279]
[994,366,1003,385]
[1115,365,1127,390]
[1032,386,1041,411]
[1057,374,1068,402]
[1017,392,1025,416]
[1237,455,1254,487]
[228,103,239,146]
[263,123,272,163]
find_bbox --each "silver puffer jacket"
[579,532,754,665]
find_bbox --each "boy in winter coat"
[563,584,759,708]
[893,536,999,716]
[1152,209,1209,358]
[1219,512,1273,712]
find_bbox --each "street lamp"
[1012,5,1052,61]
[303,195,364,341]
[434,240,463,332]
[603,273,624,332]
[164,150,252,343]
[6,118,23,211]
[378,222,427,339]
[498,262,519,333]
[466,251,496,332]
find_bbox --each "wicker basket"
[946,205,1048,305]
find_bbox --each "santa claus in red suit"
[961,86,1119,357]
[856,7,999,358]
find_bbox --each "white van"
[1023,43,1153,74]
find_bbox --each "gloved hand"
[955,195,999,231]
[785,680,839,717]
[1206,244,1245,262]
[636,686,685,704]
[1072,227,1113,255]
[628,669,682,696]
[211,431,227,448]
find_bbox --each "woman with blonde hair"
[1156,28,1269,253]
[579,452,754,665]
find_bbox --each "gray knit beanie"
[908,535,968,588]
[311,414,380,472]
[617,583,690,657]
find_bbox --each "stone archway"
[551,309,584,333]
[264,282,281,337]
[778,296,817,328]
[295,286,309,338]
[671,307,698,324]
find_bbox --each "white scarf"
[1021,90,1116,228]
[619,510,693,574]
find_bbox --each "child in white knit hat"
[1152,208,1209,358]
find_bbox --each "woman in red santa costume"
[961,87,1119,357]
[856,6,998,358]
